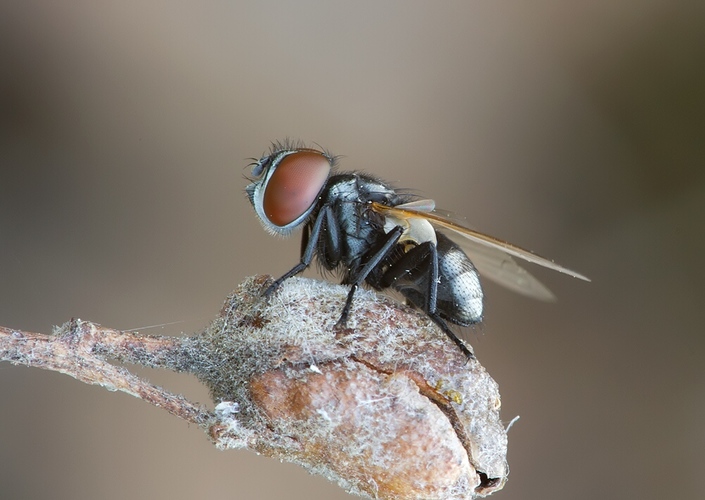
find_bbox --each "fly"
[245,141,589,358]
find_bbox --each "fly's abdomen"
[435,233,483,325]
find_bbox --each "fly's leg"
[427,313,474,360]
[335,226,404,328]
[264,205,332,297]
[380,242,474,359]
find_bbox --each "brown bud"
[192,276,507,499]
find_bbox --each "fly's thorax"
[323,174,396,204]
[321,174,398,269]
[323,177,361,203]
[325,175,438,248]
[323,175,396,239]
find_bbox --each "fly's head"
[246,145,334,236]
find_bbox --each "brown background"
[1,2,703,499]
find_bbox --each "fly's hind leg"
[427,313,475,360]
[380,241,474,360]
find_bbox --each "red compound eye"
[262,151,331,227]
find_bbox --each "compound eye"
[263,151,331,227]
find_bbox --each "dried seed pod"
[192,275,508,499]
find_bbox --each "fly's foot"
[261,276,287,299]
[429,314,475,361]
[262,282,279,298]
[333,315,355,339]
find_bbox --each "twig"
[0,319,210,426]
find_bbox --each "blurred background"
[1,1,703,499]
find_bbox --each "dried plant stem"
[0,275,508,499]
[0,319,211,427]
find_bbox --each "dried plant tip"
[193,276,508,499]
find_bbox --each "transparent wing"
[448,235,557,300]
[370,201,589,301]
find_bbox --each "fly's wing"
[448,235,557,300]
[370,201,589,301]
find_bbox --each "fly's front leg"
[335,226,404,328]
[263,205,332,297]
